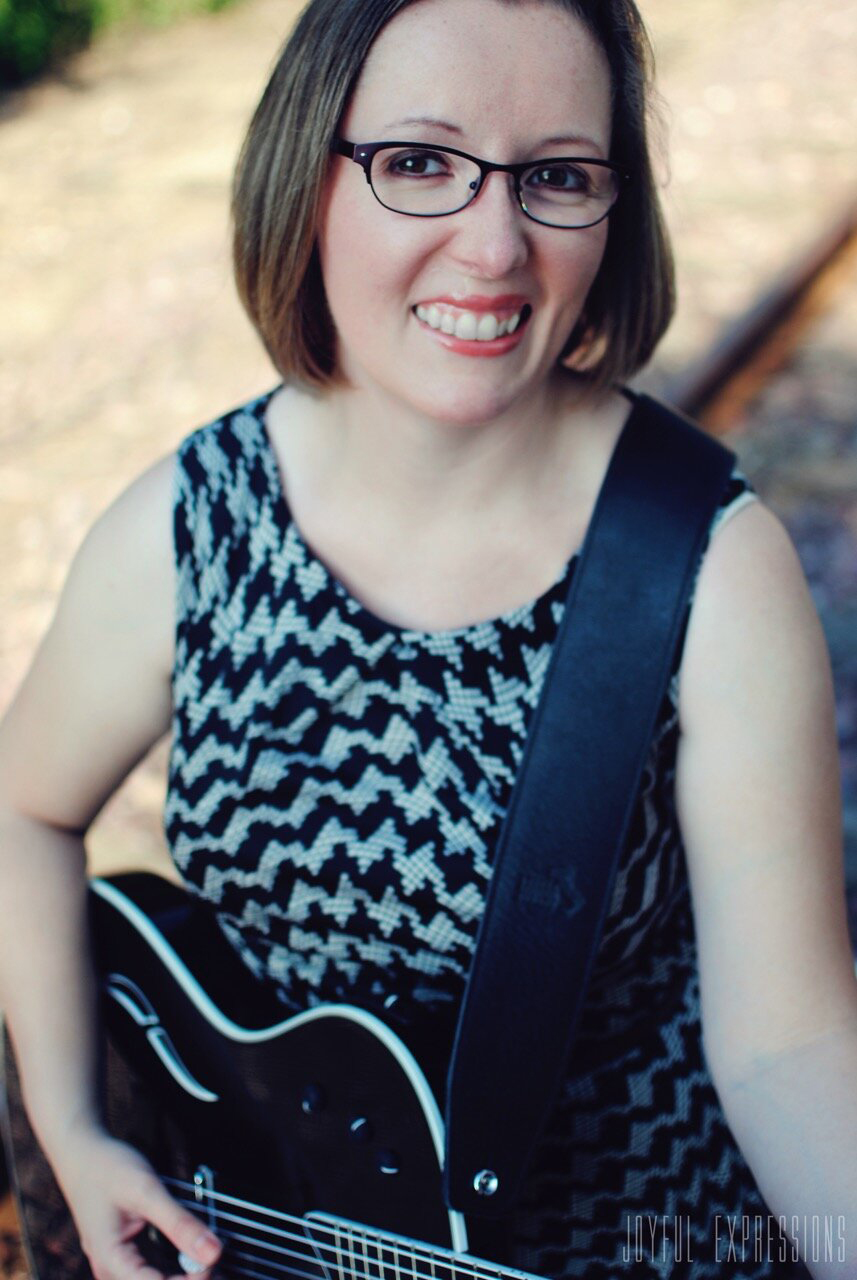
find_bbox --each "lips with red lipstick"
[412,295,533,346]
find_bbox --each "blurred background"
[0,0,855,969]
[0,0,855,1270]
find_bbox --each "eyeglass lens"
[369,146,619,228]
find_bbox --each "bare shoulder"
[677,495,832,736]
[0,451,179,831]
[69,450,177,648]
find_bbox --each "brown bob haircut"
[232,0,675,396]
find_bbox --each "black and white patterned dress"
[164,388,807,1279]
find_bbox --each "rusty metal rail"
[666,195,857,430]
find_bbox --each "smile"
[413,302,532,342]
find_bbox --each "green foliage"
[91,0,233,30]
[0,0,236,86]
[0,0,95,83]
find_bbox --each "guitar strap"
[443,392,737,1217]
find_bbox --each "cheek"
[553,223,609,307]
[318,191,378,325]
[319,172,436,326]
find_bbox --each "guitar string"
[167,1179,506,1280]
[165,1178,508,1280]
[170,1192,501,1280]
[182,1213,367,1280]
[216,1259,289,1280]
[224,1241,419,1280]
[212,1226,442,1280]
[203,1203,459,1280]
[215,1260,353,1280]
[215,1239,449,1280]
[172,1190,434,1264]
[172,1195,479,1280]
[225,1237,429,1280]
[195,1208,447,1280]
[220,1239,322,1279]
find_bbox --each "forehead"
[342,0,613,151]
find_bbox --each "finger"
[105,1234,215,1280]
[117,1213,148,1244]
[129,1174,222,1270]
[81,1218,163,1280]
[108,1237,171,1280]
[113,1243,215,1280]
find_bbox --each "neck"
[289,370,594,537]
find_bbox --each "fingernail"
[176,1254,205,1274]
[178,1252,208,1275]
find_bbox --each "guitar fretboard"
[165,1178,539,1280]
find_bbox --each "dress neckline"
[248,385,638,643]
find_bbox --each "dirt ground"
[1,0,855,882]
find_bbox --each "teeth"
[476,314,499,341]
[414,305,525,341]
[454,313,478,340]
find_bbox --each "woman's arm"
[0,454,221,1278]
[676,497,857,1278]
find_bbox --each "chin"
[403,376,533,427]
[423,394,517,427]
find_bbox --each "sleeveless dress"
[164,387,808,1280]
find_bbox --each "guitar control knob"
[377,1149,400,1175]
[349,1115,372,1143]
[473,1169,499,1197]
[300,1084,326,1114]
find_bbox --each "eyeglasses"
[333,138,629,230]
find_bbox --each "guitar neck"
[163,1173,532,1280]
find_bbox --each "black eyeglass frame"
[332,138,631,229]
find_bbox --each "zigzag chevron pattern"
[164,390,798,1278]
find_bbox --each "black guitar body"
[1,874,524,1280]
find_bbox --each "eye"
[381,148,452,179]
[525,162,592,195]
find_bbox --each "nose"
[447,170,530,278]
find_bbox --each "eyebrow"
[541,133,604,153]
[380,116,604,155]
[381,116,462,134]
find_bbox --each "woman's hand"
[51,1124,222,1280]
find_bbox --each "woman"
[0,0,855,1277]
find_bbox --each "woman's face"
[317,0,614,425]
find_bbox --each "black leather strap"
[443,393,736,1216]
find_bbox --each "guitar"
[1,873,542,1280]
